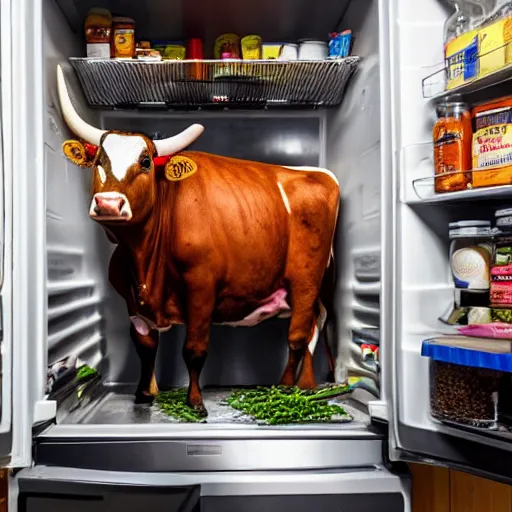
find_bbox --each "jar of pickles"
[433,100,472,193]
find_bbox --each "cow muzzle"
[90,192,132,221]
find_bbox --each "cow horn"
[153,124,204,156]
[56,65,106,146]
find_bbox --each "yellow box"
[262,44,282,60]
[445,29,479,89]
[479,17,512,78]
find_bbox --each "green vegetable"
[76,365,98,381]
[226,385,352,425]
[492,308,512,324]
[155,388,206,423]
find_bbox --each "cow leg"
[183,278,215,416]
[280,287,318,389]
[131,324,159,404]
[108,245,159,404]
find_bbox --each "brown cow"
[57,66,339,414]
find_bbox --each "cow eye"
[140,157,151,170]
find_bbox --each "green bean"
[155,389,206,423]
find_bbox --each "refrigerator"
[0,0,509,509]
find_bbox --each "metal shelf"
[70,57,360,110]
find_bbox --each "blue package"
[329,30,352,58]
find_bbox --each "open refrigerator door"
[387,0,512,481]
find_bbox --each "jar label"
[445,31,478,89]
[451,245,491,290]
[473,106,512,169]
[114,29,135,58]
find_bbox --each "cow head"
[57,65,204,224]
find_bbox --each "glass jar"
[444,0,475,43]
[111,17,135,59]
[434,100,473,193]
[449,220,492,307]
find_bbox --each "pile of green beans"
[226,385,351,425]
[155,389,206,423]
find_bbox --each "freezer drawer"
[15,466,410,512]
[34,428,384,471]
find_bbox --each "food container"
[445,28,479,90]
[421,337,512,428]
[329,30,352,58]
[433,100,472,192]
[262,43,283,60]
[491,232,512,308]
[278,43,298,60]
[472,96,512,188]
[84,8,112,59]
[241,35,262,60]
[298,40,328,60]
[152,40,186,60]
[478,15,512,79]
[111,16,135,58]
[186,38,203,59]
[449,220,492,307]
[214,33,240,59]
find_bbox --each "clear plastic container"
[430,360,500,427]
[422,338,512,428]
[449,220,492,307]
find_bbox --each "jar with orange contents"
[111,17,135,58]
[433,100,473,193]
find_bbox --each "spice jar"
[433,100,472,192]
[111,17,135,59]
[449,220,492,307]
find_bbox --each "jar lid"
[112,16,135,24]
[449,220,491,228]
[449,220,491,239]
[495,207,512,217]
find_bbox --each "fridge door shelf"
[421,43,512,100]
[410,169,512,203]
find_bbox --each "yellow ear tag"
[165,156,198,181]
[62,140,89,167]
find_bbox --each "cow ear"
[62,140,95,168]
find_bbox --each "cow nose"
[94,195,125,217]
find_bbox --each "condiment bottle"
[433,99,472,193]
[111,17,135,58]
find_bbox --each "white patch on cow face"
[97,165,107,184]
[277,181,291,214]
[102,134,147,182]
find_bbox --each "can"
[187,38,203,60]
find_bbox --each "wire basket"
[69,57,360,109]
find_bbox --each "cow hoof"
[190,403,208,417]
[134,392,155,405]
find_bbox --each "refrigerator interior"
[41,0,383,431]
